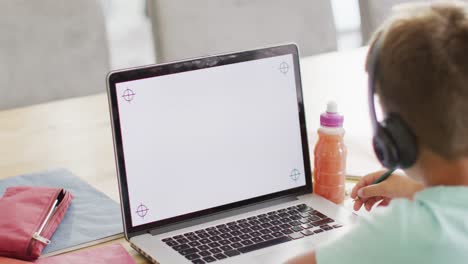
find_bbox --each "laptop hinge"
[148,195,298,236]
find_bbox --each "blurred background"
[104,0,362,69]
[0,0,426,110]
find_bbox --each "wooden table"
[0,47,380,263]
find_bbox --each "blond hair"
[367,1,468,159]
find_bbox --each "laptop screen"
[109,45,311,230]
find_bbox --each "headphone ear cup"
[373,125,399,168]
[383,114,418,168]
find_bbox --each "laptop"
[107,44,357,264]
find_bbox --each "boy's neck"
[416,149,468,186]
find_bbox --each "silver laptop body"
[107,44,357,264]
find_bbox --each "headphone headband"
[366,31,418,169]
[367,32,386,132]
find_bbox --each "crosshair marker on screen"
[136,203,149,218]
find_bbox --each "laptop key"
[224,249,241,257]
[173,244,190,251]
[199,250,211,257]
[187,235,199,241]
[229,225,241,231]
[247,216,257,221]
[279,223,291,229]
[301,229,315,236]
[290,221,301,227]
[315,211,328,219]
[208,242,221,248]
[290,215,301,220]
[239,223,251,228]
[192,259,205,264]
[282,228,293,235]
[220,245,233,251]
[278,212,289,218]
[240,228,253,234]
[220,233,232,239]
[198,233,209,239]
[189,241,201,247]
[162,237,173,242]
[259,229,271,235]
[252,237,264,243]
[241,239,254,246]
[261,234,274,241]
[238,236,291,253]
[165,240,178,247]
[200,238,211,244]
[314,229,324,234]
[218,228,230,234]
[177,238,189,244]
[292,226,303,232]
[250,231,261,237]
[203,256,216,263]
[210,235,222,241]
[308,215,321,221]
[231,242,243,248]
[209,248,222,254]
[311,218,334,227]
[271,220,282,225]
[249,220,261,225]
[219,239,230,246]
[185,253,201,260]
[214,253,227,260]
[173,235,184,240]
[251,225,262,231]
[184,232,195,237]
[180,248,199,256]
[333,224,343,228]
[230,230,242,236]
[270,226,281,232]
[272,232,283,238]
[208,230,220,236]
[268,215,280,221]
[229,237,241,243]
[289,232,304,240]
[239,234,251,240]
[198,245,210,251]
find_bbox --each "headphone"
[367,32,418,169]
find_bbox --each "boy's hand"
[350,170,424,211]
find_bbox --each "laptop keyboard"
[161,204,342,263]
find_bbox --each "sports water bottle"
[313,101,347,204]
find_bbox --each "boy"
[287,2,468,263]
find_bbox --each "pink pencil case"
[0,187,73,261]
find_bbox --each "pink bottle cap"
[320,101,344,127]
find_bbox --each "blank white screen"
[116,54,306,227]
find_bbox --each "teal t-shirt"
[316,186,468,264]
